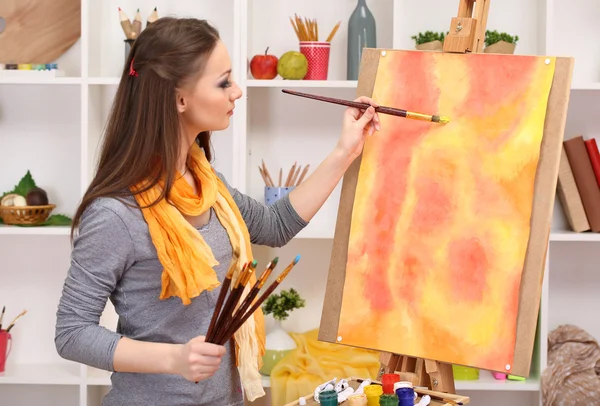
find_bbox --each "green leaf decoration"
[484,30,519,47]
[262,288,305,321]
[1,170,37,200]
[411,31,447,45]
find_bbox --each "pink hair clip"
[129,58,138,77]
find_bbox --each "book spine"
[563,136,600,232]
[584,138,600,189]
[557,146,591,232]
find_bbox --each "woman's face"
[177,40,242,136]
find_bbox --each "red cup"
[0,331,12,372]
[381,373,400,393]
[299,41,331,80]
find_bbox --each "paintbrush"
[5,309,27,333]
[205,247,240,341]
[282,89,450,124]
[208,260,257,343]
[217,255,301,346]
[215,258,280,344]
[0,306,5,330]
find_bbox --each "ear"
[175,89,187,114]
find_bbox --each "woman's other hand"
[171,335,226,382]
[335,96,381,161]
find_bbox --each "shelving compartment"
[0,84,82,229]
[549,0,600,87]
[246,0,394,84]
[392,0,545,55]
[87,0,236,80]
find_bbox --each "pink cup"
[299,41,331,80]
[0,331,12,372]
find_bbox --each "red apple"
[250,47,278,80]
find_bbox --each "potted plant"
[484,30,519,54]
[411,31,446,51]
[259,288,305,376]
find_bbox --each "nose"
[230,81,243,101]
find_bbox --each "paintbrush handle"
[205,277,232,342]
[281,89,408,118]
[217,281,281,346]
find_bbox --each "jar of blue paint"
[394,381,415,406]
[318,389,338,406]
[264,186,295,205]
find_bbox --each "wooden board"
[283,377,470,406]
[318,47,574,377]
[0,0,81,64]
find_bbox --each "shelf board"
[571,82,600,90]
[259,373,540,392]
[246,79,357,88]
[0,77,81,85]
[88,77,120,85]
[455,373,540,391]
[0,225,71,236]
[549,231,600,241]
[0,363,81,385]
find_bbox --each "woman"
[55,17,380,406]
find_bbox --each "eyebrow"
[219,69,232,78]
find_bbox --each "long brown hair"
[71,17,220,238]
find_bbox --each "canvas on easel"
[319,47,574,378]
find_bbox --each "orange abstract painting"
[337,50,556,373]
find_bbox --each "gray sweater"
[55,173,307,406]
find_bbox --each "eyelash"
[219,79,232,89]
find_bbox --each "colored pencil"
[132,9,142,38]
[118,7,133,39]
[147,7,159,26]
[281,89,451,124]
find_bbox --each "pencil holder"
[264,186,295,205]
[0,331,12,373]
[299,41,330,80]
[124,39,135,61]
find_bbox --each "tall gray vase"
[347,0,377,81]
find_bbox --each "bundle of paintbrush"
[205,251,301,346]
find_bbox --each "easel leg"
[378,352,456,394]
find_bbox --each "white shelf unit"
[0,0,599,405]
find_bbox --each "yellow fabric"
[130,143,266,401]
[270,329,381,406]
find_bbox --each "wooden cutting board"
[0,0,81,64]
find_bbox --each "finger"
[358,106,375,127]
[193,371,215,382]
[354,96,379,108]
[346,106,361,120]
[373,112,381,131]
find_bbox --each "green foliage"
[262,288,305,321]
[411,31,446,45]
[484,30,519,47]
[1,170,37,200]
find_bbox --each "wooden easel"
[376,0,491,395]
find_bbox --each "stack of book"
[557,135,600,233]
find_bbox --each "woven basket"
[0,204,55,225]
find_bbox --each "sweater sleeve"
[217,172,308,247]
[55,200,135,371]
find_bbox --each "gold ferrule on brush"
[406,111,434,121]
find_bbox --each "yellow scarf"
[131,143,266,401]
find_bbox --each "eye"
[219,79,232,89]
